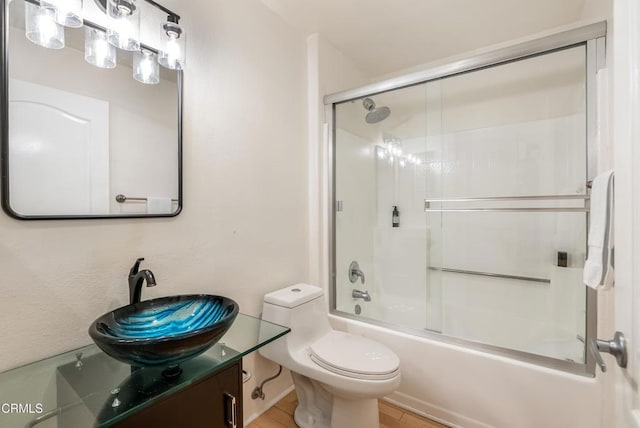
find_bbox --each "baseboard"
[244,385,489,428]
[244,384,296,426]
[384,390,492,428]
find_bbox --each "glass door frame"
[325,21,607,376]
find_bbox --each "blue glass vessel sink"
[89,295,239,367]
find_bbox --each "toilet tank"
[260,284,332,362]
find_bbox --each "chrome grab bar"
[425,194,590,202]
[115,194,179,203]
[428,266,550,284]
[424,194,590,213]
[425,207,589,213]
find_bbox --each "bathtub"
[329,304,602,428]
[348,291,586,364]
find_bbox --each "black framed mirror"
[0,0,183,220]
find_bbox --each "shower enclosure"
[327,25,605,375]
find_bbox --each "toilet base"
[331,396,379,428]
[290,372,381,428]
[291,372,332,428]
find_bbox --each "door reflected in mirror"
[2,0,182,219]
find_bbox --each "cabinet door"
[114,361,243,428]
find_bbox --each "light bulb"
[38,14,57,40]
[159,17,186,70]
[25,2,65,49]
[107,0,140,51]
[134,49,160,84]
[85,27,116,68]
[165,37,180,65]
[95,39,109,60]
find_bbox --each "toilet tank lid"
[264,284,323,308]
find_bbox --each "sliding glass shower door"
[333,44,589,366]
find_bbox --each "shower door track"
[324,21,606,105]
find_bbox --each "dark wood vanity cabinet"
[113,361,243,428]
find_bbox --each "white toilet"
[259,284,401,428]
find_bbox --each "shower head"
[362,98,391,124]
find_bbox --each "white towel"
[147,197,173,214]
[583,170,615,289]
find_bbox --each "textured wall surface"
[0,0,308,421]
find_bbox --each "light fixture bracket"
[92,0,180,21]
[116,0,136,15]
[163,20,182,39]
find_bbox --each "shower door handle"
[589,331,628,372]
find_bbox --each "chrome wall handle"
[224,392,237,428]
[589,331,628,372]
[349,261,365,284]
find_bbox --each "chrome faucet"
[352,289,371,302]
[349,261,365,284]
[128,258,157,305]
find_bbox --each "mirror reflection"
[4,0,181,218]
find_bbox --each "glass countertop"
[0,313,289,428]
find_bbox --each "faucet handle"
[129,258,145,276]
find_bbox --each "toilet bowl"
[259,284,401,428]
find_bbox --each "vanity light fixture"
[158,15,186,70]
[133,48,159,84]
[24,1,65,49]
[41,0,84,28]
[85,26,116,68]
[106,0,140,51]
[22,0,185,81]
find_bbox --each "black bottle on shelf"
[392,206,400,228]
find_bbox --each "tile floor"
[248,391,449,428]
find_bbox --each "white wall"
[306,34,369,289]
[0,0,308,425]
[580,0,613,22]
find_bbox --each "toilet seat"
[309,331,400,380]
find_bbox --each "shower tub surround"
[337,113,587,363]
[328,26,605,427]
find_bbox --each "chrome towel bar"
[424,194,590,213]
[428,266,550,284]
[425,207,589,213]
[115,194,179,203]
